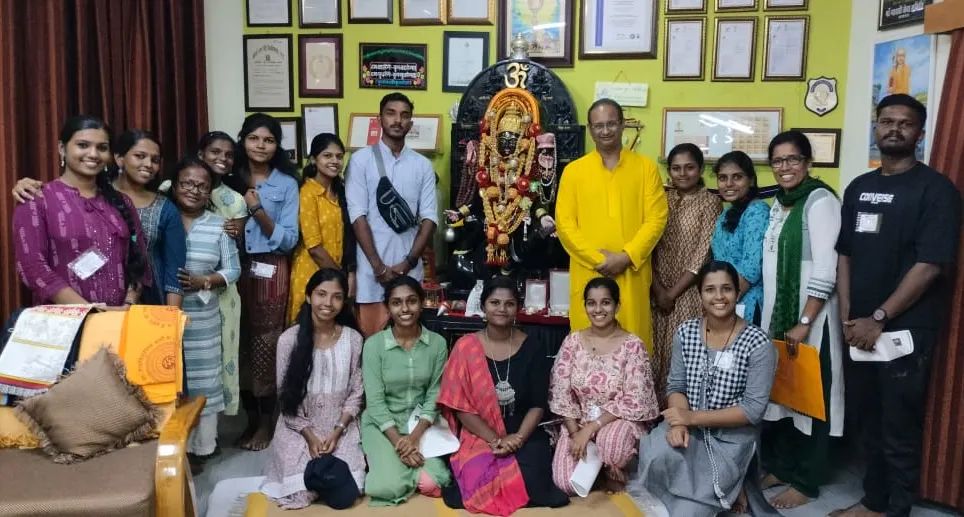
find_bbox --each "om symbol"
[504,62,530,89]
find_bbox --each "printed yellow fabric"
[287,178,345,323]
[79,306,186,405]
[556,149,668,350]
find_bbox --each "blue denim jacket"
[243,169,299,254]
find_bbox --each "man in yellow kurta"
[556,99,668,350]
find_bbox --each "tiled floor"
[195,414,961,517]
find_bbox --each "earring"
[59,157,65,168]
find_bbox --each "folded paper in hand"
[849,330,914,362]
[407,405,460,458]
[569,441,603,498]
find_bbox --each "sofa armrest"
[155,396,205,517]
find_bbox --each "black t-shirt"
[836,163,962,330]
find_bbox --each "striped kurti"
[183,211,241,415]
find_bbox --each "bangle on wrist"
[247,204,263,216]
[203,276,212,291]
[376,265,389,276]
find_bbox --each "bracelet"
[203,276,212,291]
[333,422,347,432]
[375,265,389,277]
[247,204,263,216]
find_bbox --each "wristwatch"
[872,308,889,323]
[799,315,812,326]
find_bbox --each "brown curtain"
[0,0,208,319]
[920,28,964,512]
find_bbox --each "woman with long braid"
[14,115,149,307]
[12,128,184,307]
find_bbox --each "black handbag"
[371,144,418,233]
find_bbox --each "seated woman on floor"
[261,268,365,510]
[629,261,778,517]
[360,275,452,506]
[438,275,569,516]
[549,276,660,495]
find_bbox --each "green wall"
[243,0,852,203]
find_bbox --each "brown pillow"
[14,347,160,463]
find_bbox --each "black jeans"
[846,328,936,517]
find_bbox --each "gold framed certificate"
[664,18,706,80]
[763,15,809,80]
[713,17,757,81]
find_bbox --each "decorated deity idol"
[475,88,543,266]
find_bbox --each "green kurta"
[360,327,452,506]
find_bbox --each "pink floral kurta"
[260,325,366,509]
[548,332,660,494]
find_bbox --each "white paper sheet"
[849,330,915,362]
[407,405,460,458]
[569,442,603,497]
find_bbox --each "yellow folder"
[770,340,826,421]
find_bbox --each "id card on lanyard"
[68,248,108,280]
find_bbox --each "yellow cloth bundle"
[79,306,187,405]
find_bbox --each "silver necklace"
[486,327,516,410]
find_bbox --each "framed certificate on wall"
[763,15,809,80]
[247,0,292,26]
[664,18,705,80]
[243,35,293,112]
[713,18,756,81]
[580,0,658,59]
[447,0,495,24]
[299,35,342,97]
[299,0,340,27]
[443,31,490,92]
[301,104,339,159]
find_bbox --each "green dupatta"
[769,177,836,339]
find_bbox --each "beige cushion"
[14,348,159,463]
[0,440,157,517]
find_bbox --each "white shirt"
[346,140,438,303]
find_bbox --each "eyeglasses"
[590,121,622,132]
[177,180,211,194]
[770,155,806,168]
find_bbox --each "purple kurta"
[13,179,149,306]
